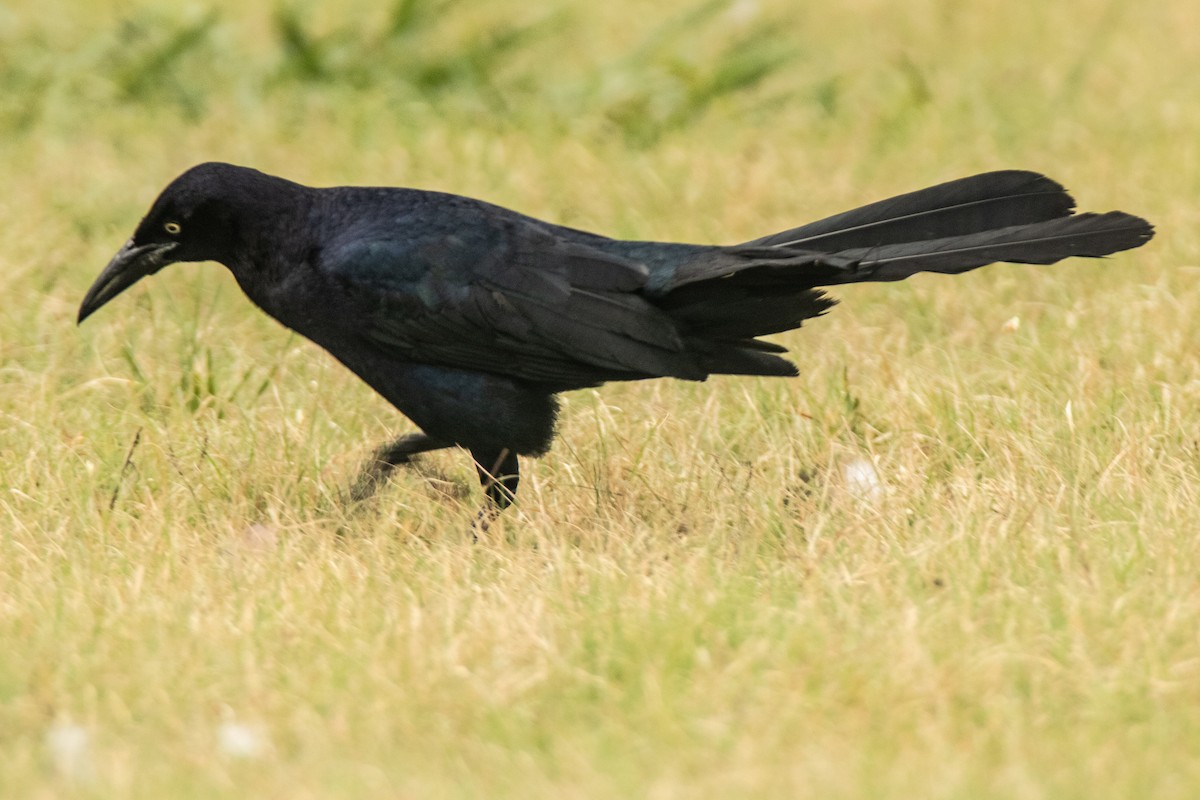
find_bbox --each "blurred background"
[4,0,1200,797]
[4,0,1190,229]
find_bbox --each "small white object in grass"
[239,523,279,553]
[1001,315,1020,333]
[218,720,270,760]
[843,458,882,504]
[45,718,93,783]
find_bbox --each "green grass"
[3,0,1200,796]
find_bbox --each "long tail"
[747,170,1081,250]
[740,169,1154,285]
[787,208,1154,286]
[659,171,1154,376]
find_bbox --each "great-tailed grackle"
[79,163,1153,510]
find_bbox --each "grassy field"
[3,0,1200,796]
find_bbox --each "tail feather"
[664,285,836,338]
[692,339,801,377]
[746,170,1075,251]
[821,211,1154,284]
[652,171,1153,378]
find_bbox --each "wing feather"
[324,215,701,383]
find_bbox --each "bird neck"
[216,178,316,282]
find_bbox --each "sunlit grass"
[2,0,1199,797]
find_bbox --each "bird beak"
[78,240,178,324]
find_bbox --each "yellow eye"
[164,221,182,235]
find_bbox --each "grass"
[3,0,1200,796]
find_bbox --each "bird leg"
[349,432,450,503]
[472,447,520,509]
[468,447,520,538]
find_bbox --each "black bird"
[79,163,1153,510]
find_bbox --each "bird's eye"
[164,221,182,235]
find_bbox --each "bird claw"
[470,506,498,541]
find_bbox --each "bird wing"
[322,216,704,384]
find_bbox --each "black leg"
[468,448,519,539]
[349,432,450,502]
[375,432,449,467]
[472,447,520,510]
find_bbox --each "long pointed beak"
[78,240,178,324]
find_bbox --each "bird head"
[78,162,274,324]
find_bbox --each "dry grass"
[3,0,1200,796]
